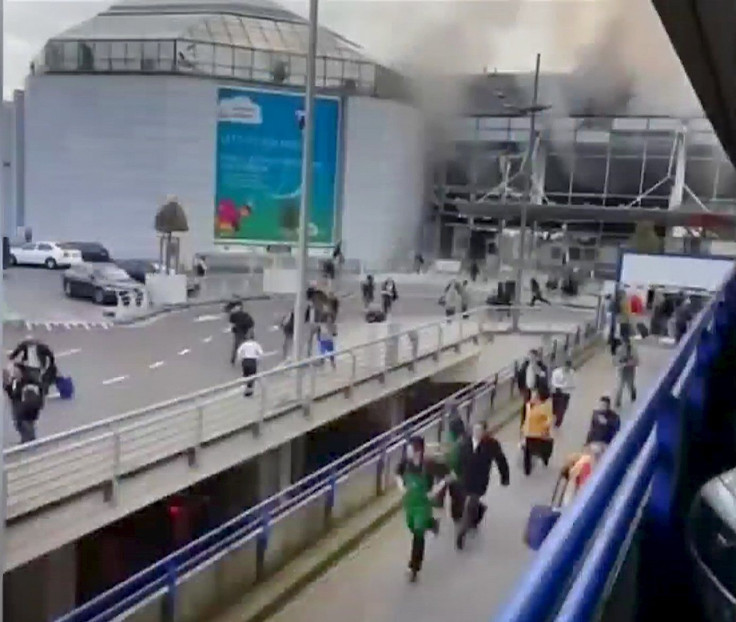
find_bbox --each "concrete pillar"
[366,392,406,431]
[669,128,687,210]
[258,442,294,500]
[291,435,307,483]
[5,542,77,621]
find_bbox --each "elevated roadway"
[6,309,581,571]
[2,295,591,444]
[217,343,673,622]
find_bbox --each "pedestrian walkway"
[243,343,673,622]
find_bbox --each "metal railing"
[55,318,599,622]
[496,270,736,622]
[4,308,498,522]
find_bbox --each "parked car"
[62,242,111,263]
[9,241,82,269]
[115,259,200,295]
[63,262,141,305]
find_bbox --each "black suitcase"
[365,307,386,323]
[636,322,649,339]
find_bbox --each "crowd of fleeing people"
[394,344,623,581]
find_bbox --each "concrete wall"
[340,96,426,270]
[24,74,217,263]
[5,541,77,621]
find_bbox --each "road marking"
[178,348,191,356]
[222,327,231,334]
[149,361,165,369]
[102,375,128,386]
[202,336,213,343]
[57,348,82,358]
[269,325,280,332]
[194,314,221,323]
[262,350,279,358]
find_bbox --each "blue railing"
[497,269,736,622]
[56,324,593,622]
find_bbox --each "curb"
[109,294,272,325]
[219,339,603,622]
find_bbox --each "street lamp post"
[0,0,7,611]
[292,0,319,390]
[512,52,541,332]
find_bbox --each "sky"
[3,0,612,97]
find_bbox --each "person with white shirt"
[236,337,264,397]
[551,359,576,427]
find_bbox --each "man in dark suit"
[455,421,510,549]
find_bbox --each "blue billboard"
[215,87,340,245]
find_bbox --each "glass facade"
[34,12,378,94]
[441,115,736,211]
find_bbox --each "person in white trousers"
[551,359,576,427]
[236,337,264,397]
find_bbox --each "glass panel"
[214,45,233,75]
[326,58,343,81]
[342,61,360,81]
[233,47,253,75]
[359,62,375,86]
[159,41,175,62]
[227,16,252,47]
[207,16,231,44]
[252,50,271,80]
[315,57,326,87]
[259,19,285,51]
[62,42,77,70]
[290,53,306,81]
[109,42,127,71]
[277,22,304,53]
[192,42,215,73]
[245,19,268,49]
[92,41,111,71]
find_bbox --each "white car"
[9,241,83,269]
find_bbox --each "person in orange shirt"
[562,443,606,505]
[521,386,555,476]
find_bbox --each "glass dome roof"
[36,0,379,94]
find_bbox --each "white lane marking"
[102,375,128,386]
[269,325,280,332]
[194,314,222,323]
[262,350,279,358]
[149,361,165,369]
[222,327,231,334]
[57,348,82,358]
[202,336,213,343]
[178,348,191,356]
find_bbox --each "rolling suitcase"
[365,305,385,324]
[55,376,75,400]
[524,475,567,550]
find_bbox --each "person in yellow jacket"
[521,386,555,476]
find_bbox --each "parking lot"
[4,267,115,326]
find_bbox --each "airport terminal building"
[17,0,427,267]
[7,0,736,269]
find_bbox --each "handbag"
[524,475,567,550]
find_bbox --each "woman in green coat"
[396,436,448,582]
[445,416,467,524]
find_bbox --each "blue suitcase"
[524,475,567,550]
[55,376,75,400]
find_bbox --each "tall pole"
[292,0,319,380]
[0,0,7,611]
[512,52,541,332]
